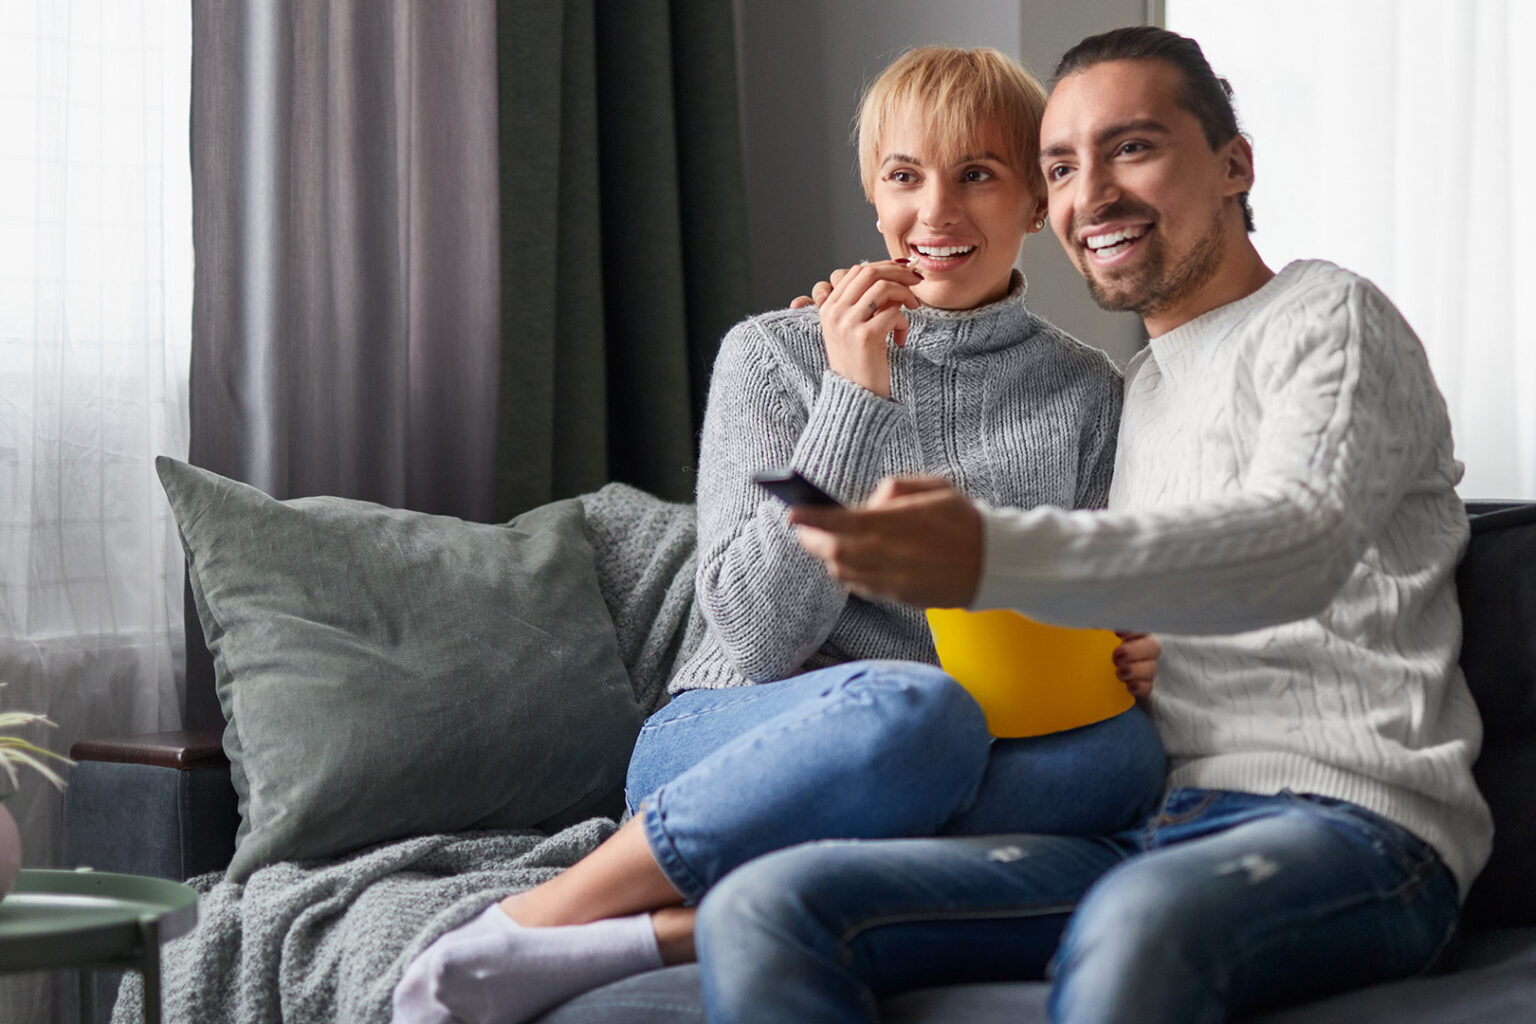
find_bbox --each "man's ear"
[1222,134,1256,197]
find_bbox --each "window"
[0,10,190,1004]
[1167,0,1535,498]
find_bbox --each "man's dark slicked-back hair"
[1054,26,1255,233]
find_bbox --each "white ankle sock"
[391,903,663,1024]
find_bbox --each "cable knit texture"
[973,260,1493,896]
[670,277,1122,693]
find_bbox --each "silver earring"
[876,219,883,231]
[1034,219,1045,230]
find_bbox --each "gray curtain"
[191,0,501,520]
[191,0,749,518]
[495,0,750,516]
[187,0,748,721]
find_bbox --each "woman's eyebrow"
[881,150,1006,168]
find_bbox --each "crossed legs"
[390,661,996,1024]
[390,660,1165,1023]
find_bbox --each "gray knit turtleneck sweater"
[668,278,1123,693]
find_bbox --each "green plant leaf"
[0,694,73,792]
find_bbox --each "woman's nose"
[919,179,961,227]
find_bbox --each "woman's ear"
[1027,196,1049,233]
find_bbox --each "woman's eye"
[888,169,918,184]
[962,167,995,183]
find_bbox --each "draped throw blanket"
[112,483,703,1023]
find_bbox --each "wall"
[735,0,1149,364]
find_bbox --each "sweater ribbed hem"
[1168,751,1492,899]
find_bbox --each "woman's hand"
[790,268,847,309]
[1112,631,1161,701]
[807,261,923,398]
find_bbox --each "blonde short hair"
[855,46,1048,204]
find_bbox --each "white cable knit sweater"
[973,260,1492,896]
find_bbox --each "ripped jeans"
[627,660,1166,902]
[696,788,1460,1024]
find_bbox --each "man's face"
[1038,59,1248,333]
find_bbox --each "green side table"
[0,868,198,1024]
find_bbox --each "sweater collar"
[903,271,1037,358]
[1143,260,1315,367]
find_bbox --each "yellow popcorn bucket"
[925,608,1132,738]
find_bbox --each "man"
[692,26,1491,1024]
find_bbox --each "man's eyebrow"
[1039,118,1173,160]
[1095,118,1171,144]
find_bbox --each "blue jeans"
[695,788,1460,1024]
[627,660,1165,902]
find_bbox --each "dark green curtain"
[495,0,751,517]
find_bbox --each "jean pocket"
[1299,796,1447,903]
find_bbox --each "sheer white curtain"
[0,0,190,1016]
[1167,0,1536,499]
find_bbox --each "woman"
[393,46,1165,1024]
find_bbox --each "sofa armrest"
[70,727,229,771]
[64,725,239,882]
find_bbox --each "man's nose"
[1075,159,1120,219]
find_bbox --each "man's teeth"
[1084,227,1147,255]
[913,244,975,258]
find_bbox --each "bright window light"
[1167,0,1535,499]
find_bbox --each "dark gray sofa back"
[1457,501,1536,928]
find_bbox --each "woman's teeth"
[912,244,975,259]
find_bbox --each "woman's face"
[872,109,1044,310]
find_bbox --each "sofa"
[64,495,1536,1023]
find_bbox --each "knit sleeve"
[972,279,1452,634]
[693,315,903,681]
[1072,363,1122,511]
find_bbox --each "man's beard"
[1076,203,1226,320]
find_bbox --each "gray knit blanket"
[112,483,703,1024]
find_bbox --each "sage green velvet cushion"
[156,458,642,882]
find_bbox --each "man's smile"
[1082,225,1150,264]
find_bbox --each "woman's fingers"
[848,277,922,317]
[817,262,923,395]
[1112,631,1161,699]
[798,261,928,391]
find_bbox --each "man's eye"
[1046,164,1072,181]
[1117,141,1147,156]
